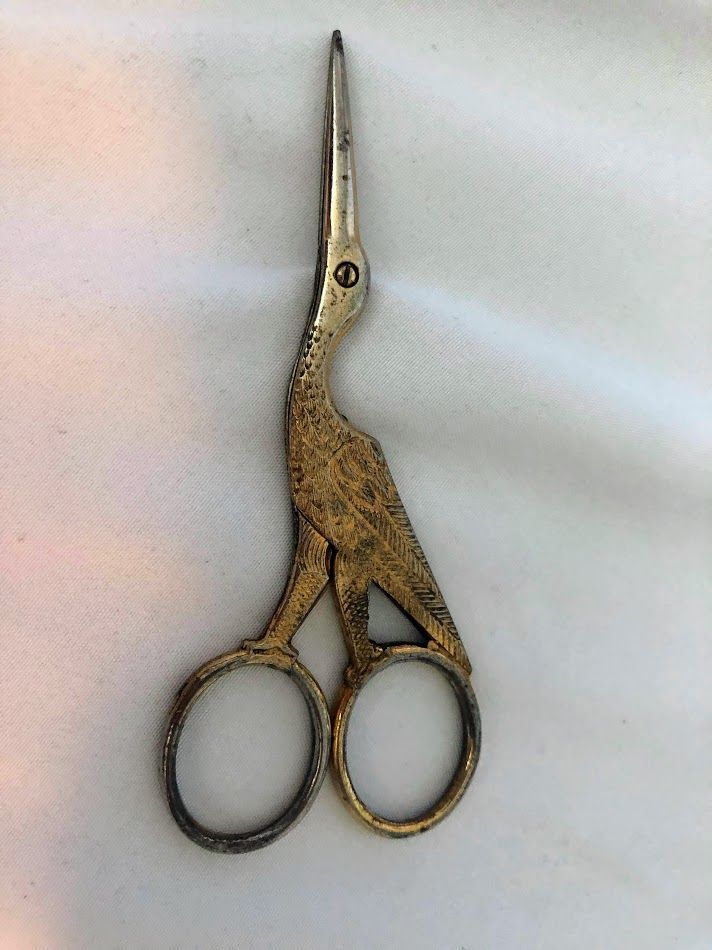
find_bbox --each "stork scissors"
[163,31,481,853]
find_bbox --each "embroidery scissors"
[163,31,481,853]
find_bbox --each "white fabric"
[2,2,710,947]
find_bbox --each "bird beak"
[320,31,361,247]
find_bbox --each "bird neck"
[297,309,336,387]
[289,310,338,417]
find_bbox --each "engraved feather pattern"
[284,319,470,674]
[329,437,470,672]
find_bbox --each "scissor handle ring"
[332,644,481,837]
[162,648,331,853]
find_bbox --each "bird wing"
[329,436,469,669]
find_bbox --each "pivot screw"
[334,261,359,288]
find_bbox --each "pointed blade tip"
[321,29,359,245]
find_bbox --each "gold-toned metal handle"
[163,648,331,853]
[331,644,481,837]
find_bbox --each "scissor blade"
[320,30,360,245]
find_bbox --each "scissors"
[163,31,481,853]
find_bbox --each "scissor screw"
[334,261,359,288]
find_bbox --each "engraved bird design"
[163,32,480,854]
[251,33,470,680]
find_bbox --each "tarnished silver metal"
[163,649,330,853]
[163,30,481,853]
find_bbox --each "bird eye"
[334,261,359,288]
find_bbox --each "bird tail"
[376,571,472,674]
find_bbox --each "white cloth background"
[2,2,710,947]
